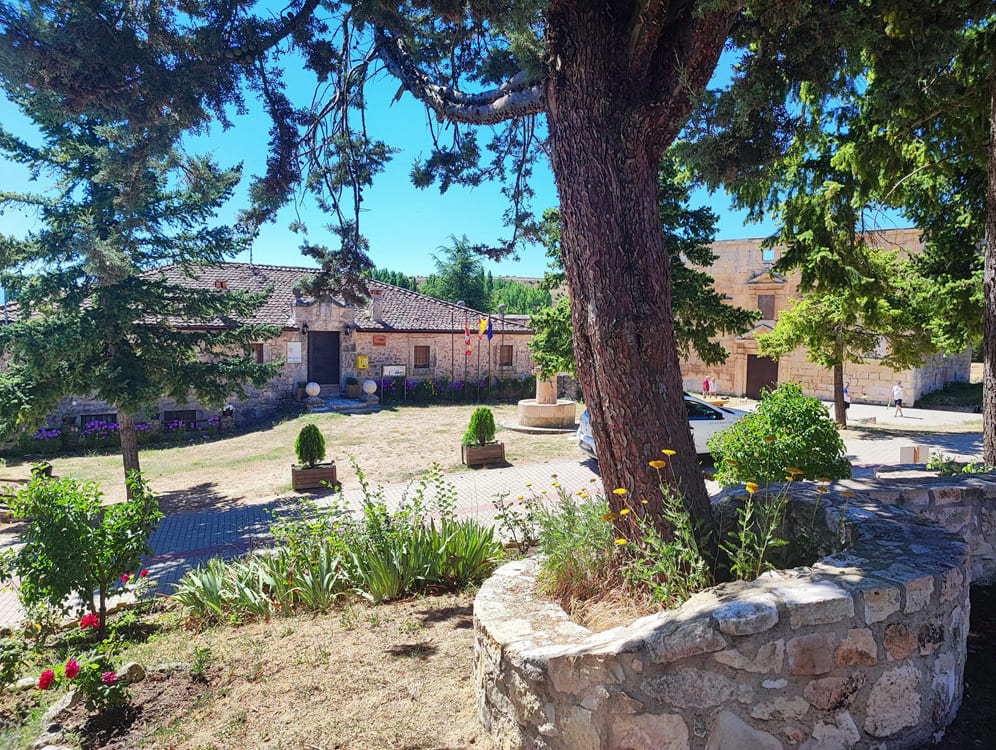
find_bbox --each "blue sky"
[1,49,905,281]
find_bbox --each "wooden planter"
[461,443,506,467]
[345,383,363,399]
[291,462,338,491]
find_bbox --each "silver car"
[577,393,748,458]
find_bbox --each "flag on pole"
[486,317,493,340]
[478,317,487,338]
[465,320,472,356]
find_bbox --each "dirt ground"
[5,594,491,750]
[3,404,581,514]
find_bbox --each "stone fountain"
[514,372,577,429]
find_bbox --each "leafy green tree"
[0,87,279,487]
[418,236,492,312]
[680,0,993,454]
[366,267,418,291]
[491,279,551,315]
[528,297,574,378]
[3,473,162,630]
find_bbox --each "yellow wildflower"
[745,482,760,494]
[615,538,627,545]
[612,488,628,495]
[550,474,558,479]
[641,499,649,504]
[619,509,630,515]
[552,483,560,488]
[785,466,804,476]
[661,449,676,456]
[817,486,829,493]
[602,512,619,522]
[817,477,832,483]
[649,460,668,469]
[841,490,857,498]
[517,495,523,500]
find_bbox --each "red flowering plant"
[35,652,128,712]
[6,473,161,632]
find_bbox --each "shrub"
[3,473,161,629]
[708,382,851,486]
[462,406,496,446]
[295,423,326,468]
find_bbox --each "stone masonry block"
[905,576,935,613]
[865,665,923,738]
[834,628,878,666]
[712,596,779,636]
[787,632,836,676]
[610,713,689,750]
[930,487,964,507]
[765,578,854,628]
[861,584,901,624]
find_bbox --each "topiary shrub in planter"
[708,381,851,486]
[292,423,337,491]
[344,376,362,399]
[461,407,505,467]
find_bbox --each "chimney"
[369,288,384,323]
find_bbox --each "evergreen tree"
[0,86,279,491]
[418,236,492,313]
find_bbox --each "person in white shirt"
[892,381,904,417]
[843,382,851,411]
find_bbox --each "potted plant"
[291,423,338,491]
[461,407,506,467]
[295,381,307,401]
[344,376,362,399]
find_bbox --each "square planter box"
[462,443,506,467]
[291,462,338,491]
[345,383,363,399]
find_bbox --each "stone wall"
[475,481,977,750]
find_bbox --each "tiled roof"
[150,262,532,334]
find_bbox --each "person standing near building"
[892,381,904,417]
[843,382,851,411]
[703,375,710,397]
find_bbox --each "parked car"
[577,393,748,458]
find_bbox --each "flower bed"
[474,481,976,749]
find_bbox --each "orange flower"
[602,512,619,522]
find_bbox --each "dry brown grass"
[7,404,580,511]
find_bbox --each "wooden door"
[307,331,341,385]
[746,355,778,400]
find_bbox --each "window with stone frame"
[498,344,513,367]
[413,344,431,369]
[757,294,776,320]
[251,342,265,364]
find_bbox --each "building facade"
[680,228,971,403]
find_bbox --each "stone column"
[536,375,558,405]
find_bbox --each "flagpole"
[487,316,493,402]
[455,300,465,403]
[477,318,482,402]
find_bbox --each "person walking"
[703,375,710,397]
[892,381,904,417]
[843,382,851,411]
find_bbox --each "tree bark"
[118,412,142,499]
[545,0,731,552]
[833,347,846,428]
[984,76,996,465]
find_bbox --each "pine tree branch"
[374,28,546,125]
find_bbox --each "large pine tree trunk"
[545,0,727,550]
[118,411,142,499]
[984,79,996,465]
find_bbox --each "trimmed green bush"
[295,423,326,468]
[462,407,496,446]
[708,382,851,486]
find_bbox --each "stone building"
[16,262,534,428]
[681,228,971,404]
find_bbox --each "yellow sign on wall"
[356,355,369,369]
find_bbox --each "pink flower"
[100,671,118,686]
[80,613,99,629]
[64,659,80,680]
[121,573,130,583]
[38,669,55,690]
[139,569,148,578]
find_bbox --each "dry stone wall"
[475,483,976,750]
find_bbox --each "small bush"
[295,423,326,468]
[3,473,161,629]
[709,382,851,486]
[462,407,496,446]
